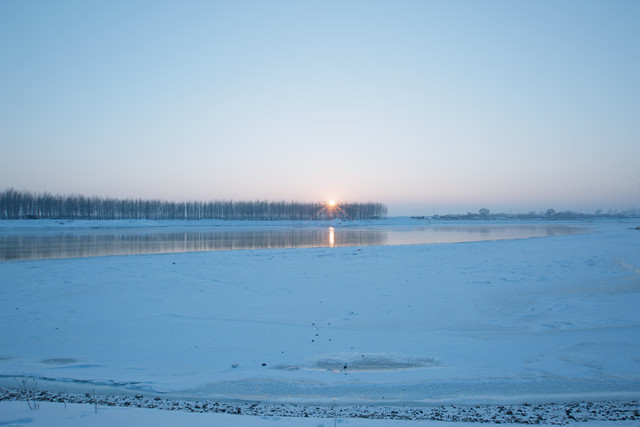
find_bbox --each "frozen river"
[0,223,584,261]
[1,220,639,419]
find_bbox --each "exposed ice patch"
[275,353,440,372]
[41,358,77,365]
[533,320,575,332]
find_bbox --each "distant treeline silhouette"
[426,207,640,220]
[0,189,388,221]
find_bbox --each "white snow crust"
[1,219,639,425]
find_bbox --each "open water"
[0,224,585,261]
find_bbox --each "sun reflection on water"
[329,227,335,247]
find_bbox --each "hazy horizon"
[1,1,639,217]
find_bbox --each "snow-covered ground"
[1,400,638,427]
[0,216,608,230]
[0,217,384,230]
[1,219,639,425]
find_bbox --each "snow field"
[1,220,639,424]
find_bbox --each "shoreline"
[1,387,638,424]
[1,217,637,232]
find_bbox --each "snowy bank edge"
[1,217,637,232]
[2,386,639,424]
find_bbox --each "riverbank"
[2,216,635,232]
[1,389,638,425]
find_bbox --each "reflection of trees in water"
[332,230,387,247]
[0,226,582,261]
[0,229,389,261]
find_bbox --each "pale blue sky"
[1,0,639,215]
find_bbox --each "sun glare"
[314,200,350,220]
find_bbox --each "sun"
[314,199,350,220]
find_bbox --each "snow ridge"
[1,387,638,424]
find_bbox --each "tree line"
[430,207,640,220]
[0,189,388,221]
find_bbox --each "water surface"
[0,224,583,261]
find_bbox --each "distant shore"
[1,216,638,232]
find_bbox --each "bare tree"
[0,189,388,221]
